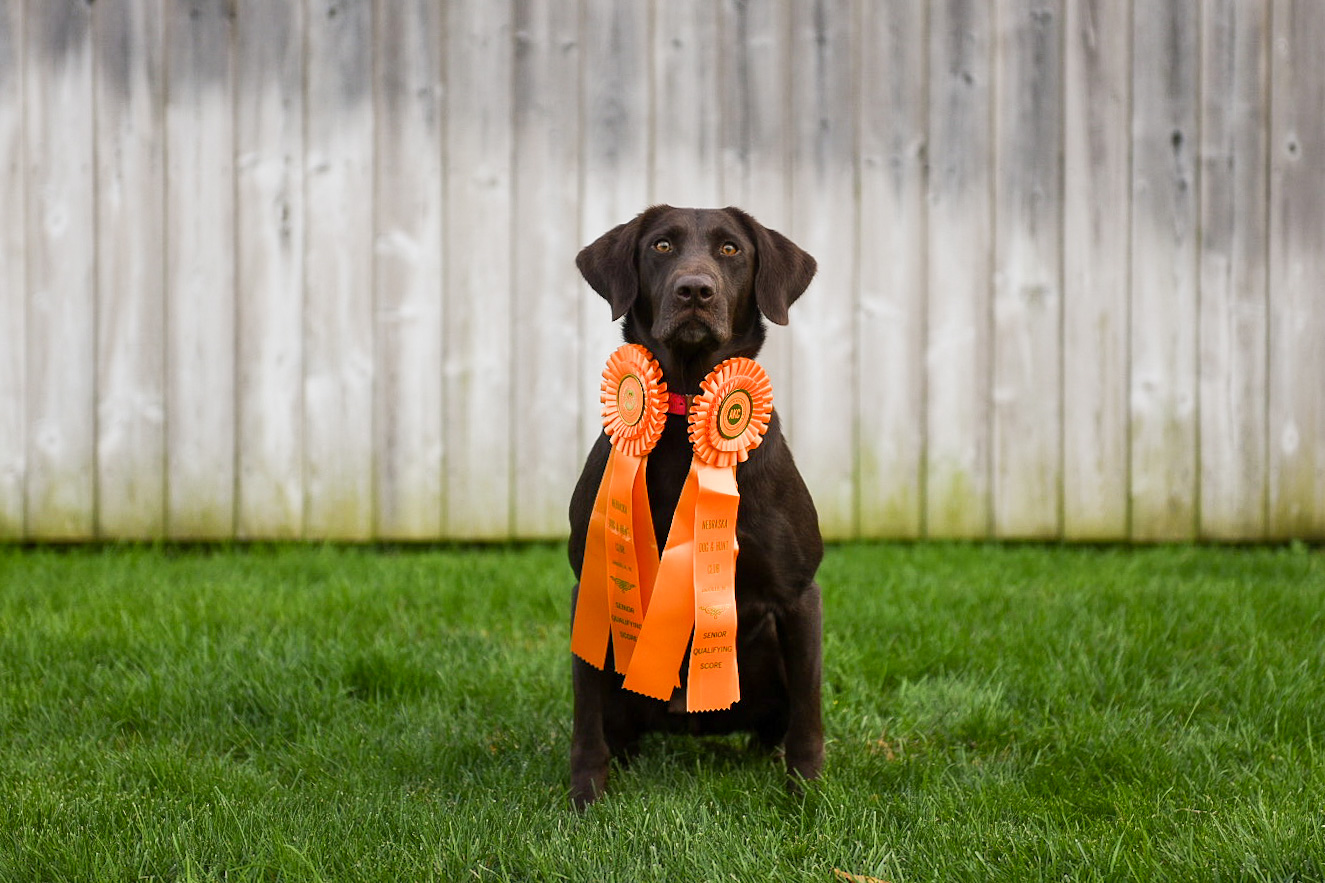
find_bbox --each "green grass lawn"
[1,542,1322,882]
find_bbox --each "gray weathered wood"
[1130,0,1200,541]
[512,0,583,538]
[0,0,25,537]
[26,0,97,539]
[1062,0,1130,540]
[789,0,858,539]
[1268,0,1325,538]
[927,0,993,538]
[444,0,514,539]
[235,0,305,539]
[718,0,794,399]
[374,0,444,539]
[857,0,926,538]
[304,0,374,540]
[992,0,1063,538]
[1199,0,1270,540]
[652,0,721,207]
[165,0,235,538]
[95,0,167,539]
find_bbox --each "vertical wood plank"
[1268,0,1325,539]
[927,0,993,538]
[512,0,582,538]
[856,1,926,538]
[718,0,793,400]
[789,0,857,539]
[444,0,513,539]
[95,0,167,539]
[1199,0,1270,540]
[652,0,721,207]
[992,0,1063,538]
[579,2,650,455]
[26,0,97,539]
[165,0,235,538]
[1130,0,1199,541]
[304,0,374,539]
[1062,0,1130,540]
[374,0,443,539]
[0,0,25,537]
[235,0,305,538]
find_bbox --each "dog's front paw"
[570,766,608,811]
[784,750,823,795]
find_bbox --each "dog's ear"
[577,209,657,321]
[729,208,817,326]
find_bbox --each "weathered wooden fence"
[1,0,1322,542]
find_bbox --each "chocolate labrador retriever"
[568,205,823,808]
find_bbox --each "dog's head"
[577,206,816,388]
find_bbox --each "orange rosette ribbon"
[623,357,773,711]
[571,344,668,674]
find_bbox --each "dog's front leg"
[570,585,610,809]
[777,581,825,790]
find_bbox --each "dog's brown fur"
[568,206,823,808]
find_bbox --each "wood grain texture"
[857,0,927,538]
[718,0,793,399]
[1130,0,1200,541]
[992,0,1063,538]
[95,0,167,539]
[579,2,650,456]
[0,0,25,537]
[1198,0,1270,539]
[789,0,858,540]
[235,0,305,539]
[26,0,97,539]
[304,0,374,540]
[1268,0,1325,538]
[444,0,514,539]
[1062,0,1130,540]
[374,0,444,539]
[652,0,721,208]
[927,0,994,538]
[512,0,582,538]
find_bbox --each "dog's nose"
[674,274,716,303]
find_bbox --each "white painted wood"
[652,0,722,208]
[444,0,514,539]
[992,0,1063,538]
[927,0,993,538]
[95,0,167,539]
[0,0,25,538]
[578,2,650,455]
[1268,0,1325,538]
[165,0,235,539]
[374,0,444,539]
[512,0,582,538]
[789,0,857,540]
[1130,0,1200,541]
[235,0,305,539]
[856,0,926,538]
[718,0,793,403]
[304,0,375,540]
[25,0,97,540]
[1199,0,1270,540]
[1062,0,1130,541]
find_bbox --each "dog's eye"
[720,242,740,256]
[652,239,672,254]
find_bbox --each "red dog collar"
[667,393,692,415]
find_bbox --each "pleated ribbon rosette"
[623,357,773,712]
[571,344,668,674]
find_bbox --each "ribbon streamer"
[623,357,773,711]
[571,345,667,673]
